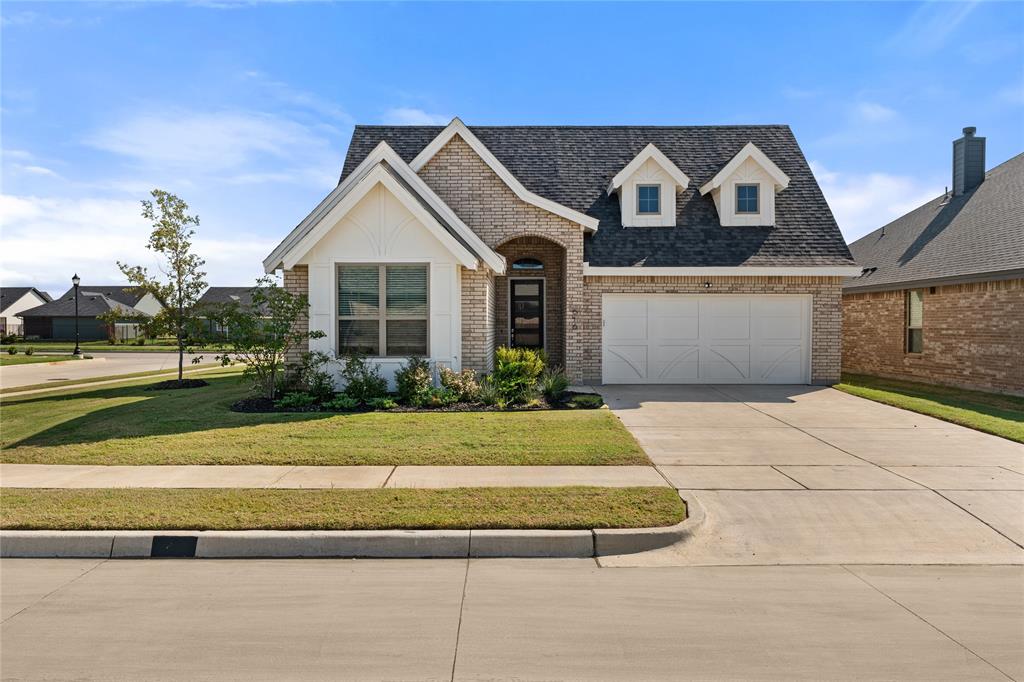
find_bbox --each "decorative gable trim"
[607,143,690,194]
[699,142,789,195]
[409,118,600,232]
[264,141,504,273]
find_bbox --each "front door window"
[510,279,544,350]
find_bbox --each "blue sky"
[2,1,1022,295]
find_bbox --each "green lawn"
[0,369,647,466]
[0,354,80,366]
[836,374,1024,443]
[0,487,683,530]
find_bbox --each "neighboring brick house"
[264,119,858,386]
[844,128,1024,395]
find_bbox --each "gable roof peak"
[607,142,691,195]
[699,141,790,195]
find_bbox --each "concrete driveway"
[0,352,191,390]
[599,384,1024,567]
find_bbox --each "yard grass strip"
[0,354,80,367]
[0,487,684,530]
[0,363,224,395]
[0,368,648,466]
[836,373,1024,443]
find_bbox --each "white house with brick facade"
[264,118,859,386]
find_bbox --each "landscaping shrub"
[83,355,93,360]
[567,394,604,409]
[295,351,336,403]
[439,366,480,402]
[423,387,459,408]
[340,355,388,404]
[395,357,433,406]
[539,367,570,402]
[324,394,360,411]
[274,392,317,410]
[8,347,17,355]
[491,346,545,405]
[368,396,398,410]
[24,347,34,356]
[477,375,506,409]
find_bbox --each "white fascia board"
[583,264,863,277]
[607,143,690,194]
[280,165,480,271]
[699,142,790,195]
[409,118,600,232]
[265,141,504,274]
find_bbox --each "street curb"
[0,495,704,559]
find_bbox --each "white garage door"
[602,295,811,384]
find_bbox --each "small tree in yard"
[215,277,325,401]
[118,190,207,385]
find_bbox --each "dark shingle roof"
[54,285,147,307]
[846,153,1024,292]
[0,287,51,312]
[340,125,854,268]
[19,291,144,319]
[197,287,262,308]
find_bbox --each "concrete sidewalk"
[0,463,669,489]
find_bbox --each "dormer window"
[637,185,660,214]
[736,184,759,214]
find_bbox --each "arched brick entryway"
[495,235,567,370]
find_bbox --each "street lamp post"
[72,273,81,356]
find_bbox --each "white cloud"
[85,109,331,174]
[810,162,942,242]
[886,1,978,55]
[382,107,451,126]
[996,82,1024,105]
[0,194,273,294]
[856,101,898,123]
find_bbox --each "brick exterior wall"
[282,265,309,370]
[417,134,585,377]
[460,265,496,373]
[843,278,1024,395]
[580,276,845,385]
[495,236,566,369]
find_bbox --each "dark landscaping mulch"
[145,379,210,391]
[229,391,604,414]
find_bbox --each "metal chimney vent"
[952,126,986,196]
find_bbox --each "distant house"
[843,127,1023,395]
[18,285,162,341]
[0,287,52,336]
[195,286,267,338]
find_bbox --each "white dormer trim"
[409,117,600,232]
[699,142,790,227]
[264,141,504,274]
[606,143,689,228]
[607,143,690,195]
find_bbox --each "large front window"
[337,264,428,357]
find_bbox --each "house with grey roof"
[265,118,859,386]
[195,286,269,338]
[844,127,1023,395]
[18,284,162,341]
[0,287,52,336]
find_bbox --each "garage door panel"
[602,295,809,384]
[651,345,700,381]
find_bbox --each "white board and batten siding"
[602,294,811,384]
[295,182,463,386]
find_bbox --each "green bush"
[274,392,317,410]
[477,375,506,409]
[24,347,34,356]
[7,347,17,355]
[539,367,570,402]
[295,351,335,403]
[395,357,433,406]
[324,394,360,411]
[83,354,93,360]
[368,396,398,410]
[439,366,480,402]
[134,337,146,346]
[567,394,604,409]
[340,356,388,404]
[423,387,459,408]
[491,346,545,405]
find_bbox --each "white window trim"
[735,183,759,214]
[337,262,431,359]
[636,184,661,214]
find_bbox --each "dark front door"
[510,278,544,350]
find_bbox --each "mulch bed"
[229,391,602,414]
[145,379,210,391]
